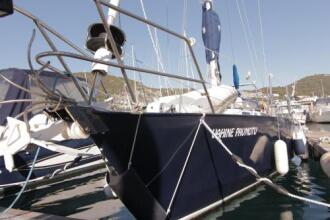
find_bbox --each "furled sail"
[202,0,221,86]
[233,64,240,90]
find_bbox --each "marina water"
[202,123,330,220]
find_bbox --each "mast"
[88,0,122,104]
[131,45,138,103]
[268,73,273,114]
[107,0,120,25]
[321,79,325,97]
[291,81,296,98]
[286,86,292,118]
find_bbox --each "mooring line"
[0,147,41,216]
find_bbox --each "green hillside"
[75,72,157,102]
[74,72,187,104]
[260,74,330,97]
[75,72,330,101]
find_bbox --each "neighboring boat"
[224,74,264,116]
[277,101,307,124]
[309,98,330,123]
[224,97,264,116]
[0,68,103,197]
[0,0,300,219]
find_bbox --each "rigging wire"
[234,0,258,83]
[131,45,138,103]
[127,45,208,94]
[240,0,263,86]
[239,1,266,89]
[146,121,201,187]
[257,0,269,81]
[153,28,170,96]
[131,46,148,104]
[182,0,191,89]
[139,0,165,96]
[240,1,260,66]
[140,0,177,96]
[224,0,236,63]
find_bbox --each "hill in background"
[260,74,330,97]
[75,72,330,105]
[74,72,190,110]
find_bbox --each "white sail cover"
[146,85,237,113]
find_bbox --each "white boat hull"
[309,108,330,123]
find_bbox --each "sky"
[1,0,330,89]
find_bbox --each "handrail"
[14,6,89,102]
[96,0,215,113]
[35,51,208,84]
[13,2,215,112]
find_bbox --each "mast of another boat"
[321,79,325,98]
[268,73,273,114]
[286,86,292,118]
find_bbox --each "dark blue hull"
[67,106,294,220]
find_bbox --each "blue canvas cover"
[0,68,31,125]
[0,68,85,125]
[202,1,221,64]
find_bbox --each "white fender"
[292,127,308,159]
[67,121,90,139]
[320,152,330,177]
[274,140,289,175]
[103,173,118,199]
[103,183,118,199]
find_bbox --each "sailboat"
[0,0,306,219]
[309,97,330,123]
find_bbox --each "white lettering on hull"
[212,127,258,139]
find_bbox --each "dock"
[0,168,135,220]
[306,129,330,159]
[0,208,78,220]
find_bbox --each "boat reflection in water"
[202,160,330,220]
